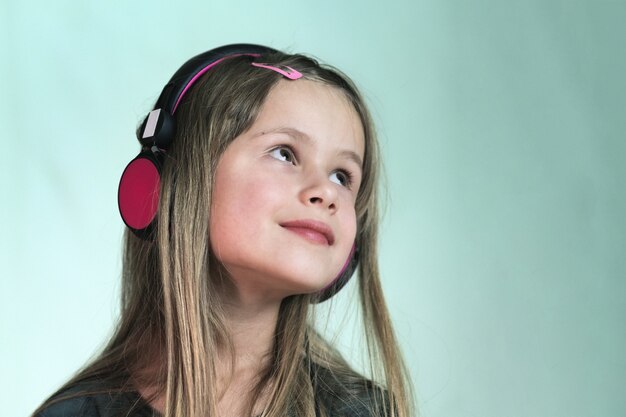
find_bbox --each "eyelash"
[269,145,355,189]
[270,145,297,164]
[332,169,354,188]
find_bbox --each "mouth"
[280,219,335,246]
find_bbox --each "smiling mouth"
[280,219,335,246]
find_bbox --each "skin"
[140,79,365,416]
[211,78,365,305]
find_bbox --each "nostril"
[309,197,322,204]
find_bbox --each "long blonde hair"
[35,51,414,417]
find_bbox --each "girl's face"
[210,79,365,302]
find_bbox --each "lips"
[280,219,335,246]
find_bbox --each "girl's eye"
[330,170,353,188]
[269,146,296,164]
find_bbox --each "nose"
[300,173,338,212]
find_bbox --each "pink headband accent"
[251,62,303,80]
[173,53,262,113]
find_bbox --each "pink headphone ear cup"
[313,243,359,303]
[118,151,162,237]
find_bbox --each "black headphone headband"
[137,44,277,149]
[155,44,277,116]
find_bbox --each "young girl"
[33,44,413,417]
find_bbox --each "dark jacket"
[35,365,388,417]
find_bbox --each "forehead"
[252,79,365,159]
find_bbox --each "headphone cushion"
[118,154,161,233]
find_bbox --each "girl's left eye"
[269,146,296,164]
[330,170,353,188]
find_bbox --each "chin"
[224,263,336,302]
[272,275,334,298]
[264,262,339,297]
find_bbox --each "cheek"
[334,204,358,265]
[341,194,359,240]
[344,214,358,255]
[209,170,280,259]
[210,179,249,245]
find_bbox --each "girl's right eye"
[269,146,296,164]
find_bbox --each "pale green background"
[1,1,625,416]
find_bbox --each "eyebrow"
[257,127,363,168]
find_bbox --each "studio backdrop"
[1,1,624,417]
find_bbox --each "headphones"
[117,43,358,302]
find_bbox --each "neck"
[221,296,280,366]
[215,294,281,417]
[135,278,283,416]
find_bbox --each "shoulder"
[312,363,390,417]
[34,394,98,417]
[34,379,156,417]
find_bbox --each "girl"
[33,44,414,417]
